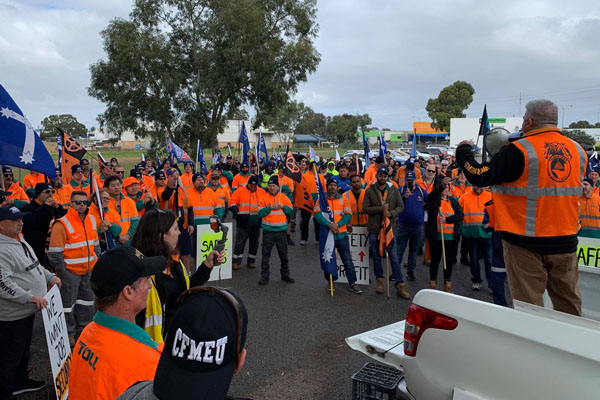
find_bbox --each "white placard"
[42,284,71,400]
[335,226,370,285]
[196,222,233,281]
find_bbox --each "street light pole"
[560,104,573,129]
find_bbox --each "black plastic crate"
[351,362,404,400]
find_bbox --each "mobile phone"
[407,181,414,190]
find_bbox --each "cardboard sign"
[577,236,600,268]
[42,285,71,400]
[196,222,233,281]
[335,226,370,285]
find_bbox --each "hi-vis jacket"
[492,128,587,237]
[48,207,100,275]
[229,186,266,227]
[69,311,162,400]
[108,195,139,245]
[258,191,293,231]
[315,193,352,240]
[579,193,600,238]
[187,186,223,225]
[343,189,368,226]
[459,190,492,239]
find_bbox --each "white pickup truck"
[347,266,600,400]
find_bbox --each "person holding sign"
[258,176,295,285]
[315,178,362,294]
[131,209,225,343]
[0,205,61,399]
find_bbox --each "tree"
[426,81,475,132]
[326,114,371,143]
[89,0,320,150]
[226,108,250,121]
[569,120,600,129]
[40,114,87,140]
[261,101,312,144]
[564,129,595,147]
[294,110,327,137]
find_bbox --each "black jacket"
[21,200,67,263]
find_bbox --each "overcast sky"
[1,0,600,133]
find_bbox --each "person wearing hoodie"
[0,206,61,399]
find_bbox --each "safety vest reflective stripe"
[75,299,95,307]
[491,266,506,273]
[262,220,287,227]
[193,206,215,211]
[463,212,484,217]
[61,217,75,234]
[437,200,454,234]
[65,255,97,264]
[64,241,93,249]
[581,214,600,220]
[48,247,63,252]
[580,225,600,230]
[493,186,582,197]
[237,211,258,215]
[344,191,367,226]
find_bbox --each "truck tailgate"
[346,321,406,371]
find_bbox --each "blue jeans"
[324,236,357,284]
[369,233,404,284]
[396,224,423,272]
[470,238,492,284]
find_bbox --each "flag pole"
[440,210,447,271]
[330,274,333,297]
[385,232,390,299]
[0,165,5,191]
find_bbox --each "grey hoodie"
[0,233,56,321]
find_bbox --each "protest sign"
[42,285,71,400]
[577,236,600,268]
[335,226,370,285]
[196,222,233,281]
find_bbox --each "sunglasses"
[116,171,124,174]
[3,174,13,177]
[211,177,219,180]
[426,169,436,173]
[174,286,243,365]
[73,200,90,206]
[43,189,55,194]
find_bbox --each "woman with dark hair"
[424,176,463,293]
[131,208,224,343]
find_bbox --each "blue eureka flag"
[257,130,270,166]
[362,130,370,170]
[166,139,193,163]
[317,174,338,280]
[410,129,417,161]
[0,84,56,178]
[238,121,250,165]
[196,140,208,174]
[378,132,387,159]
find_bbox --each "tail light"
[404,303,458,357]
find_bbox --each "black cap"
[226,155,232,159]
[0,206,28,220]
[192,172,206,182]
[247,175,259,186]
[80,159,89,165]
[377,166,389,176]
[2,166,12,173]
[240,162,249,168]
[91,246,166,298]
[153,287,248,400]
[326,177,337,186]
[34,183,52,197]
[71,164,83,174]
[375,156,384,164]
[267,175,279,186]
[154,171,166,180]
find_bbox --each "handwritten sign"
[196,222,233,281]
[42,285,71,400]
[577,236,600,268]
[335,226,370,285]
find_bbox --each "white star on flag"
[321,230,335,263]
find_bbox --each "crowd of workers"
[0,99,593,399]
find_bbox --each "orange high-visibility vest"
[88,203,121,232]
[484,200,495,229]
[491,128,587,237]
[260,192,292,229]
[364,164,378,184]
[108,196,139,236]
[230,186,264,216]
[158,186,189,229]
[187,187,220,225]
[315,195,352,233]
[180,172,194,190]
[210,185,230,209]
[344,189,368,226]
[437,199,454,236]
[232,173,251,191]
[395,167,421,187]
[459,190,492,227]
[579,194,600,236]
[53,208,98,275]
[416,178,435,194]
[23,172,45,190]
[451,183,472,199]
[6,182,28,201]
[69,317,162,400]
[53,185,73,208]
[142,175,154,191]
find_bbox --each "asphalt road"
[23,221,508,400]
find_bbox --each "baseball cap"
[267,175,279,186]
[80,159,89,165]
[153,287,248,400]
[123,176,139,188]
[154,171,166,180]
[240,162,249,168]
[192,172,207,182]
[405,171,416,181]
[2,166,13,173]
[34,183,53,197]
[375,156,384,164]
[226,155,232,160]
[247,175,259,186]
[71,164,83,174]
[377,166,389,176]
[326,177,337,186]
[91,246,166,298]
[166,167,179,176]
[0,206,28,220]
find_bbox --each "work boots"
[375,278,384,294]
[444,281,453,293]
[396,283,411,299]
[429,280,437,290]
[232,263,240,270]
[248,262,255,269]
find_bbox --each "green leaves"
[40,114,87,140]
[426,80,475,133]
[89,0,320,151]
